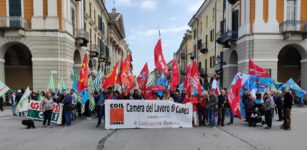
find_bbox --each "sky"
[105,0,204,75]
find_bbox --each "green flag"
[16,87,31,112]
[89,94,95,111]
[0,80,10,97]
[88,76,95,93]
[48,74,55,90]
[146,73,155,87]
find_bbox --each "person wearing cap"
[16,89,24,117]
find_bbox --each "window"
[205,35,208,46]
[94,10,96,23]
[90,29,92,47]
[212,7,215,21]
[9,0,21,16]
[193,29,197,39]
[71,8,75,36]
[205,59,207,70]
[287,0,296,20]
[200,22,202,33]
[89,2,92,18]
[213,56,215,67]
[206,16,208,28]
[210,57,212,68]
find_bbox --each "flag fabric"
[94,68,103,91]
[211,78,220,96]
[16,87,31,112]
[48,74,55,90]
[190,60,202,95]
[88,76,95,93]
[170,59,180,91]
[156,73,169,97]
[249,59,269,77]
[116,59,123,86]
[228,78,243,120]
[103,62,119,89]
[146,73,155,87]
[282,78,307,97]
[127,77,137,93]
[273,81,284,90]
[89,93,95,111]
[183,64,192,94]
[137,63,149,92]
[80,90,90,105]
[70,68,78,81]
[121,53,134,88]
[154,39,168,76]
[78,54,89,92]
[0,81,10,97]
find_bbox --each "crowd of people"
[3,86,298,131]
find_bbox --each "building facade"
[0,0,130,92]
[188,0,224,88]
[175,30,193,81]
[219,0,307,93]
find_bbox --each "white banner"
[105,100,193,129]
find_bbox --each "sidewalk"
[0,106,13,118]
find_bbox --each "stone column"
[45,0,59,29]
[301,60,307,100]
[32,0,44,29]
[253,0,266,32]
[0,59,5,83]
[266,0,279,32]
[62,0,73,34]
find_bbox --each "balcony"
[89,44,100,58]
[216,30,238,48]
[228,0,239,5]
[199,43,208,54]
[279,20,307,40]
[75,29,89,47]
[0,17,29,30]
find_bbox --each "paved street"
[1,107,307,150]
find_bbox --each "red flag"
[183,64,192,93]
[170,59,180,91]
[77,54,89,92]
[228,78,243,120]
[116,59,123,86]
[121,53,134,88]
[249,59,269,77]
[103,62,119,90]
[154,39,168,76]
[127,77,137,93]
[190,60,202,95]
[137,63,149,92]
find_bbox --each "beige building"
[188,0,224,87]
[0,0,129,92]
[175,30,193,81]
[218,0,307,94]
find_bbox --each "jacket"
[208,94,218,110]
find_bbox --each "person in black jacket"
[282,89,294,130]
[217,90,227,126]
[0,96,3,111]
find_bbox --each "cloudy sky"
[105,0,204,75]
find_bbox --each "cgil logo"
[110,103,124,125]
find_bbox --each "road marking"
[217,127,258,150]
[97,129,118,150]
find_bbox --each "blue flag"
[80,90,90,105]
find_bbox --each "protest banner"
[105,100,193,129]
[27,100,63,124]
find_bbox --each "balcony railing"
[75,29,89,46]
[0,17,29,30]
[279,20,307,33]
[199,43,208,54]
[228,0,239,5]
[216,30,238,46]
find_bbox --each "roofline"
[188,0,211,27]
